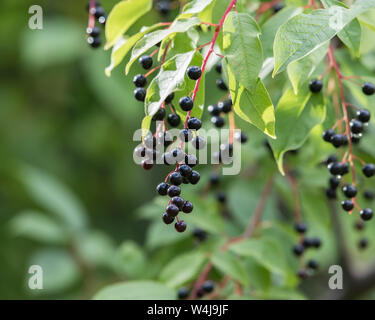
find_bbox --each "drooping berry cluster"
[177,280,215,300]
[293,222,321,279]
[86,1,107,48]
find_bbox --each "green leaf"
[273,0,375,75]
[145,51,196,116]
[141,115,152,138]
[228,239,290,277]
[223,12,263,92]
[9,210,68,244]
[20,166,88,230]
[115,241,147,278]
[105,24,164,76]
[159,252,207,288]
[126,18,200,74]
[261,7,303,59]
[287,43,329,94]
[93,281,176,300]
[211,251,249,286]
[105,0,153,49]
[228,68,275,138]
[321,0,362,57]
[269,88,326,174]
[182,0,215,15]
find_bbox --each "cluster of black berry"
[320,82,375,219]
[177,280,215,299]
[133,55,155,102]
[214,61,228,92]
[293,222,321,279]
[208,99,232,128]
[86,1,106,48]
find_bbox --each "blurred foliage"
[1,0,375,300]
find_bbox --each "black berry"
[168,185,181,197]
[166,204,179,217]
[360,208,373,221]
[357,109,371,123]
[179,164,192,177]
[86,26,100,37]
[179,96,193,111]
[202,280,214,293]
[359,238,368,249]
[171,196,184,210]
[162,213,174,224]
[218,100,232,113]
[170,172,183,185]
[307,259,319,270]
[364,190,374,200]
[207,104,220,116]
[187,117,202,130]
[167,113,180,127]
[185,154,197,167]
[165,92,174,103]
[211,116,225,128]
[309,79,323,93]
[329,176,341,189]
[189,171,200,184]
[215,62,222,74]
[326,188,337,199]
[177,287,189,299]
[175,220,187,232]
[273,4,284,12]
[341,199,354,211]
[216,78,228,91]
[157,182,169,196]
[179,129,193,142]
[187,66,202,80]
[235,132,248,143]
[362,82,375,95]
[182,201,193,213]
[342,184,357,198]
[350,119,363,134]
[139,55,153,70]
[363,163,375,177]
[157,1,170,15]
[311,237,322,248]
[133,74,147,87]
[217,192,226,203]
[293,244,304,256]
[134,88,146,101]
[322,129,334,142]
[192,136,206,149]
[152,108,166,121]
[87,36,101,48]
[141,160,153,170]
[294,222,307,234]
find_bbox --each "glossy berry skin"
[357,109,371,123]
[157,182,169,196]
[329,177,341,189]
[202,280,214,293]
[189,171,200,185]
[134,88,146,101]
[192,136,206,150]
[211,116,225,128]
[218,100,232,113]
[139,55,153,69]
[166,204,179,217]
[87,36,101,48]
[86,26,100,37]
[328,162,347,176]
[179,96,194,111]
[342,185,357,198]
[179,129,193,142]
[133,74,147,87]
[294,222,307,234]
[152,108,166,121]
[360,208,373,221]
[187,117,202,130]
[216,78,228,91]
[165,92,174,103]
[350,119,363,134]
[167,113,180,127]
[177,287,189,300]
[293,244,304,256]
[362,82,375,95]
[175,220,187,232]
[309,79,323,93]
[179,165,192,177]
[307,260,319,270]
[326,154,338,165]
[167,185,181,197]
[185,154,197,167]
[170,172,183,185]
[182,201,193,213]
[207,104,221,116]
[362,163,375,178]
[359,238,368,249]
[322,129,334,142]
[162,213,174,224]
[171,196,184,210]
[341,199,354,211]
[187,66,202,80]
[331,134,346,148]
